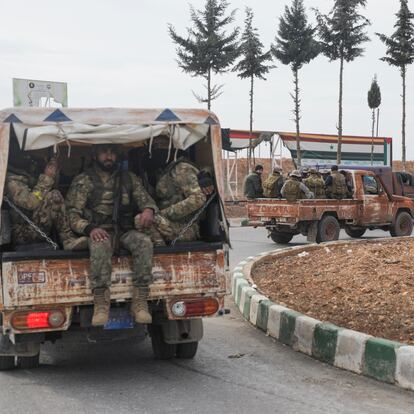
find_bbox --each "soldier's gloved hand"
[90,228,110,242]
[139,208,154,228]
[197,171,214,195]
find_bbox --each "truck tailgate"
[0,242,227,310]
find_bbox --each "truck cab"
[0,107,230,368]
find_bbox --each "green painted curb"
[243,288,257,320]
[363,338,402,383]
[279,310,302,346]
[235,279,249,306]
[256,300,274,332]
[312,323,340,364]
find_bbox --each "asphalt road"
[0,228,413,413]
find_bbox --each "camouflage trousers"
[88,229,153,290]
[11,189,73,245]
[135,213,200,245]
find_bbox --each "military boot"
[130,287,152,324]
[91,287,110,326]
[63,236,89,251]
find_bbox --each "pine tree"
[233,8,274,167]
[168,0,239,110]
[272,0,320,167]
[367,76,382,165]
[377,0,414,171]
[315,0,370,164]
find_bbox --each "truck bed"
[0,241,227,310]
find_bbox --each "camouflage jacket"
[66,165,158,235]
[155,160,206,222]
[5,169,55,215]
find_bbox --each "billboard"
[13,78,68,107]
[278,132,392,167]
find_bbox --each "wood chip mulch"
[251,240,414,345]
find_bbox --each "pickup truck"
[0,107,230,369]
[247,169,414,244]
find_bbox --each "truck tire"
[345,227,366,238]
[270,231,293,244]
[316,216,340,243]
[149,325,177,360]
[390,212,413,237]
[0,356,15,371]
[176,341,198,359]
[17,353,40,369]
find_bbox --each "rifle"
[112,167,122,255]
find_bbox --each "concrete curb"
[232,238,414,392]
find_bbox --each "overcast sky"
[0,0,413,159]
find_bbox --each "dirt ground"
[251,239,414,345]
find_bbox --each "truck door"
[360,174,390,223]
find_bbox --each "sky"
[0,0,413,160]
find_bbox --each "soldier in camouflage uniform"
[303,168,326,198]
[325,165,348,199]
[5,156,87,250]
[281,170,314,202]
[136,156,207,244]
[66,144,158,326]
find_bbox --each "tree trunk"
[249,75,254,170]
[376,107,380,137]
[370,108,375,165]
[294,68,301,167]
[402,65,406,171]
[337,57,344,165]
[207,68,211,111]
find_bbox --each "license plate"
[104,308,134,330]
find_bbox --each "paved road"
[0,228,413,413]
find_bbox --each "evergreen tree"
[272,0,320,167]
[233,7,274,167]
[367,76,382,165]
[315,0,370,164]
[168,0,239,110]
[377,0,414,170]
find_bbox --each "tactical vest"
[283,179,303,202]
[263,173,283,198]
[156,159,200,212]
[84,168,135,231]
[331,172,347,197]
[304,175,326,198]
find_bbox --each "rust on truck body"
[247,170,414,228]
[1,250,226,310]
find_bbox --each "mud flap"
[307,221,318,243]
[161,319,203,344]
[0,334,40,357]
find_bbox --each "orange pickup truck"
[247,170,414,244]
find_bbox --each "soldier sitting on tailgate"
[325,165,348,199]
[263,167,284,198]
[5,150,88,251]
[281,170,314,202]
[135,141,209,245]
[66,144,158,326]
[303,168,326,199]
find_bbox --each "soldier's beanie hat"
[331,165,339,171]
[92,144,121,154]
[254,164,264,171]
[290,170,301,178]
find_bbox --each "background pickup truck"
[247,170,414,244]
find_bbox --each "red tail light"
[171,298,219,318]
[11,309,66,330]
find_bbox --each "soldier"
[5,154,87,250]
[263,167,284,198]
[304,168,326,198]
[243,165,264,199]
[325,165,348,199]
[66,144,158,326]
[281,170,314,202]
[136,152,208,244]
